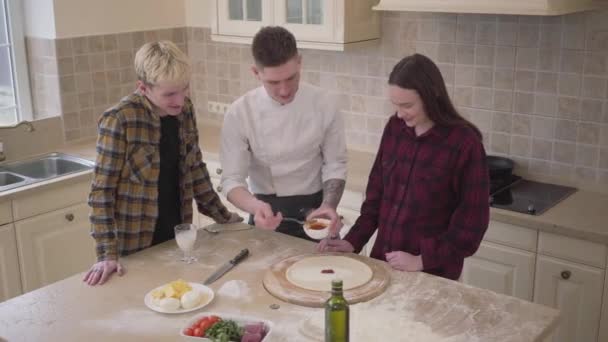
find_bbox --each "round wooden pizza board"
[263,252,391,308]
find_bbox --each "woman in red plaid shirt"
[319,54,490,280]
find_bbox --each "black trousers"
[249,191,323,241]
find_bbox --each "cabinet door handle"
[216,168,222,175]
[216,185,223,192]
[561,270,571,280]
[65,213,75,222]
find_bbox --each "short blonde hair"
[134,41,190,85]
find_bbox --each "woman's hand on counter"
[82,260,125,286]
[385,251,423,272]
[317,237,354,253]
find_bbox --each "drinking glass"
[174,223,198,263]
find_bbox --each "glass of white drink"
[174,223,198,263]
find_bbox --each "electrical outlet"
[207,101,230,114]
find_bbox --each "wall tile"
[532,138,553,159]
[577,122,600,145]
[555,119,578,142]
[510,135,531,157]
[516,48,539,70]
[557,96,580,120]
[553,141,576,163]
[558,73,581,96]
[575,145,598,167]
[582,76,608,99]
[561,49,584,73]
[532,116,555,139]
[580,99,603,122]
[534,94,558,116]
[494,69,515,90]
[536,72,558,94]
[515,70,536,92]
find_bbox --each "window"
[0,0,32,126]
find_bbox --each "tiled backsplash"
[26,29,187,141]
[24,10,608,186]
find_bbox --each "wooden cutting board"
[263,252,391,308]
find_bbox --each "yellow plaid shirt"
[88,92,232,261]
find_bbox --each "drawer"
[484,221,538,252]
[0,200,12,225]
[12,178,90,221]
[538,231,607,269]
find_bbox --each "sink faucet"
[0,121,36,162]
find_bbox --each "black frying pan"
[487,155,514,183]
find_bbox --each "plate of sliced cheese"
[144,279,214,314]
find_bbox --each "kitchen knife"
[203,248,249,285]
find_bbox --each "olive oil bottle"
[325,279,349,342]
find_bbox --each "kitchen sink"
[0,153,95,192]
[0,172,26,186]
[2,156,93,179]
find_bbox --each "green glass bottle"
[325,279,349,342]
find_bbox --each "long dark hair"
[388,54,482,139]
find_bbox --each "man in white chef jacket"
[220,26,347,240]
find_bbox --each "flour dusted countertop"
[0,225,558,341]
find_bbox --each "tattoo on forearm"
[322,179,345,209]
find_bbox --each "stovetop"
[489,175,577,215]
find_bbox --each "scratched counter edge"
[0,224,558,342]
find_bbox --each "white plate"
[303,218,330,240]
[180,312,274,341]
[144,282,214,314]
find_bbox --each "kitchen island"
[0,223,558,341]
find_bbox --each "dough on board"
[285,255,373,292]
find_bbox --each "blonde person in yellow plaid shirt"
[84,41,242,286]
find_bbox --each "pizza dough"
[285,256,373,292]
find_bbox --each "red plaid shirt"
[345,115,490,280]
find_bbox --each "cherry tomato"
[196,317,208,326]
[193,327,203,337]
[208,315,221,324]
[199,320,214,334]
[183,328,194,336]
[198,317,209,327]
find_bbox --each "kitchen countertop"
[29,123,608,245]
[0,224,558,341]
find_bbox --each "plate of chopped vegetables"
[180,312,273,342]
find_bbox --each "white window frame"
[3,0,33,124]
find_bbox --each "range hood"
[372,0,601,16]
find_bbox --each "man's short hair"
[134,41,190,85]
[251,26,298,68]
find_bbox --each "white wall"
[53,0,187,38]
[22,0,56,39]
[185,0,213,27]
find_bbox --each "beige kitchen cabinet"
[534,231,607,342]
[462,241,536,301]
[0,223,22,302]
[211,0,380,51]
[15,202,96,292]
[462,221,537,300]
[372,0,599,15]
[8,176,95,293]
[599,271,608,342]
[534,255,604,342]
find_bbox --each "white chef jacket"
[220,83,347,197]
